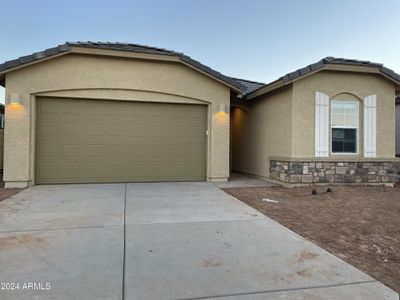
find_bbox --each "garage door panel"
[61,112,82,122]
[106,125,126,137]
[57,166,82,180]
[60,122,82,136]
[36,98,207,184]
[188,165,206,179]
[87,123,108,136]
[187,126,205,137]
[169,145,187,157]
[61,144,81,156]
[126,118,148,126]
[104,165,128,179]
[170,126,186,137]
[147,145,173,157]
[61,101,85,113]
[147,125,169,137]
[79,166,106,179]
[124,166,147,180]
[105,144,128,157]
[39,101,60,113]
[148,165,186,179]
[128,145,147,157]
[188,142,206,158]
[86,144,108,156]
[38,121,58,135]
[170,114,186,122]
[38,143,59,157]
[37,166,57,180]
[127,125,148,137]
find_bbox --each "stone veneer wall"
[270,160,400,184]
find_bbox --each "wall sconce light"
[9,94,21,104]
[9,93,22,105]
[218,103,228,114]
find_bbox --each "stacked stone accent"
[270,160,400,184]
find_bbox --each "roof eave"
[246,79,285,100]
[178,59,243,93]
[246,64,400,100]
[0,50,71,76]
[0,44,243,93]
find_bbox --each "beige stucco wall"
[4,53,231,187]
[231,71,397,180]
[231,86,293,178]
[292,71,396,159]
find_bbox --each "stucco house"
[0,42,399,188]
[231,58,400,185]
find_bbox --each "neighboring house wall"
[0,110,3,171]
[396,102,400,156]
[231,85,292,178]
[4,54,231,187]
[0,128,3,170]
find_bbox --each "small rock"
[262,198,279,204]
[311,189,317,195]
[327,188,333,193]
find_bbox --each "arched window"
[331,99,359,154]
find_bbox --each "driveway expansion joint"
[0,224,123,235]
[122,183,127,300]
[125,218,266,227]
[177,280,378,300]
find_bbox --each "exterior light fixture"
[218,103,228,114]
[9,93,21,105]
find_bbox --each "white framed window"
[331,100,359,154]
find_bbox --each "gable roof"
[246,57,400,100]
[229,77,265,96]
[0,41,245,92]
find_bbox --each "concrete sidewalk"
[0,182,397,299]
[214,172,278,188]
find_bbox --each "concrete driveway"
[0,182,397,300]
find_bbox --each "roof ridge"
[0,41,245,91]
[323,56,383,66]
[229,76,266,85]
[245,56,400,99]
[277,56,388,84]
[66,41,182,54]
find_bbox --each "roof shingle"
[228,77,265,95]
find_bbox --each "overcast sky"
[1,0,399,104]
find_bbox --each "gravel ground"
[223,184,400,293]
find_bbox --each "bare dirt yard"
[222,184,400,293]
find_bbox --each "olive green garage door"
[36,97,207,184]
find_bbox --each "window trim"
[330,100,359,155]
